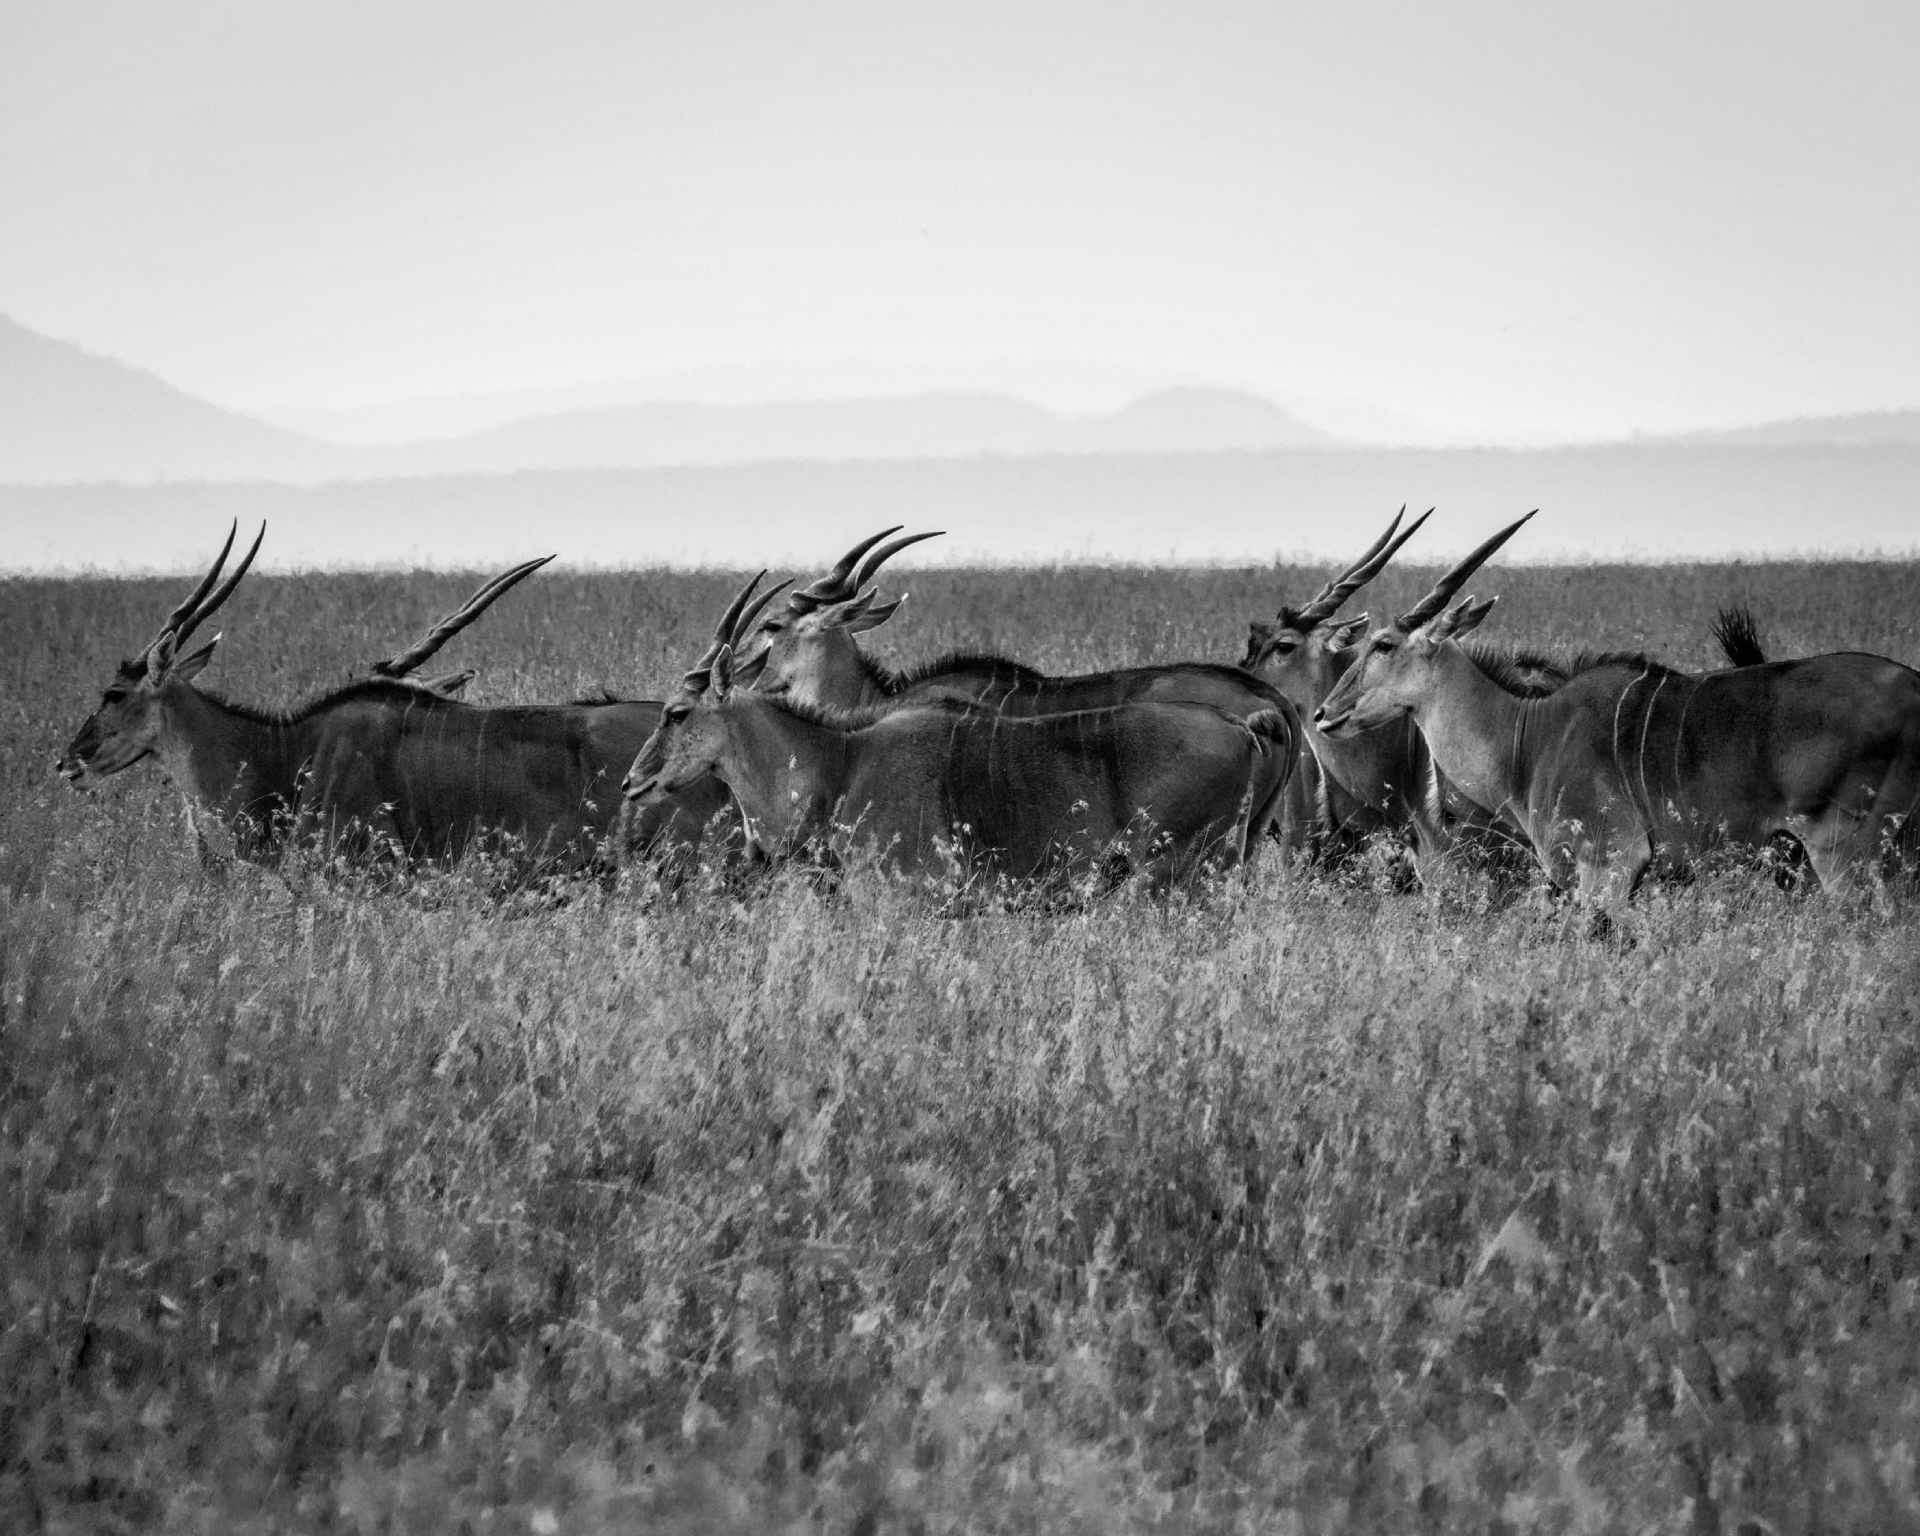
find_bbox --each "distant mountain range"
[367,385,1334,476]
[7,311,1919,485]
[1669,411,1920,447]
[13,440,1920,576]
[0,314,1331,482]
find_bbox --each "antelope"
[57,524,754,870]
[625,575,1294,892]
[1313,514,1920,906]
[1241,508,1565,876]
[1243,507,1448,865]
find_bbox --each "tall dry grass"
[4,556,1920,1532]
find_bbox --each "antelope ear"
[1428,594,1495,641]
[422,668,475,697]
[146,632,178,682]
[172,635,221,682]
[712,643,735,698]
[1453,596,1498,636]
[1326,615,1370,652]
[729,645,770,685]
[844,593,905,633]
[811,587,886,633]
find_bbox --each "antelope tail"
[1242,706,1295,756]
[1710,605,1767,668]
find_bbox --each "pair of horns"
[788,526,944,615]
[372,553,557,678]
[1396,510,1538,630]
[1295,505,1434,627]
[142,520,266,662]
[682,568,795,688]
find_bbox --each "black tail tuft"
[1710,605,1767,668]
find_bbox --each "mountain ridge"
[1666,410,1920,447]
[363,384,1334,474]
[0,314,1332,481]
[0,313,340,481]
[7,310,1920,482]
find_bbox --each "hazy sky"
[7,0,1919,444]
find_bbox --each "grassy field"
[5,553,1920,1532]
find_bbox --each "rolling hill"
[1671,410,1920,447]
[0,313,341,482]
[363,385,1332,474]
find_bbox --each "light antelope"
[1241,508,1569,877]
[625,576,1294,892]
[1313,514,1920,906]
[57,525,749,870]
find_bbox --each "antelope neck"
[1304,646,1415,810]
[1407,644,1535,820]
[156,685,296,817]
[719,696,851,848]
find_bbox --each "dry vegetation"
[5,553,1920,1533]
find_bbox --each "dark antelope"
[58,525,731,869]
[1314,514,1920,904]
[626,576,1294,892]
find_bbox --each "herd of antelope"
[58,513,1920,915]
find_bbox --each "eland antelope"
[624,575,1294,892]
[1313,514,1920,905]
[655,530,1302,874]
[57,525,740,870]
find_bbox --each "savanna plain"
[5,550,1920,1534]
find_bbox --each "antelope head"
[1314,513,1534,738]
[1242,507,1431,717]
[59,522,264,786]
[626,643,747,800]
[732,526,943,707]
[623,568,790,800]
